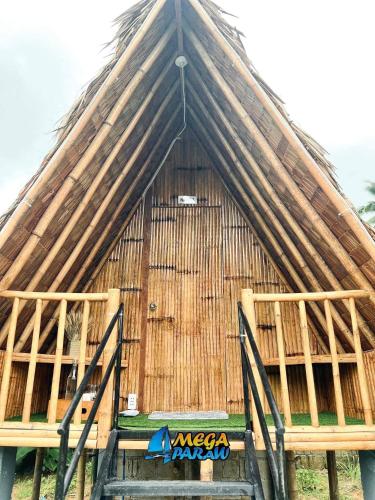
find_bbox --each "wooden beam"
[184,24,375,298]
[29,106,182,354]
[13,85,179,352]
[0,0,169,253]
[187,0,375,264]
[189,103,330,353]
[188,82,354,351]
[187,67,374,348]
[0,57,177,347]
[0,22,176,292]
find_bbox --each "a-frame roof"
[0,0,375,352]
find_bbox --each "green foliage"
[297,468,321,493]
[359,181,375,225]
[337,453,361,482]
[16,447,72,473]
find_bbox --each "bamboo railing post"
[241,289,263,447]
[298,300,319,427]
[324,300,345,426]
[349,298,373,425]
[22,299,43,423]
[274,301,292,426]
[98,288,121,448]
[48,299,67,424]
[76,449,87,500]
[0,297,20,422]
[74,300,90,425]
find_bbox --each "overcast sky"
[0,0,374,216]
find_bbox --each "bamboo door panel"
[143,206,225,412]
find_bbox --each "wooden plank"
[6,352,127,367]
[48,300,67,424]
[0,298,20,422]
[263,354,357,366]
[299,301,319,427]
[22,299,42,423]
[349,298,373,425]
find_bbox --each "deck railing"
[0,289,121,441]
[241,289,374,433]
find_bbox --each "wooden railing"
[241,289,374,429]
[0,289,121,440]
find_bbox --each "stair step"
[103,479,254,497]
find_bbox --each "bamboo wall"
[88,130,323,413]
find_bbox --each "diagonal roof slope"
[0,0,374,352]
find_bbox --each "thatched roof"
[0,0,374,352]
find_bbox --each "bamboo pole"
[31,447,44,500]
[0,297,19,422]
[349,298,373,425]
[326,451,339,500]
[0,59,176,347]
[48,299,67,424]
[187,68,374,347]
[14,85,178,353]
[189,103,330,354]
[97,288,120,448]
[241,289,263,448]
[251,291,372,302]
[0,290,108,302]
[184,24,375,298]
[274,301,292,426]
[299,301,319,427]
[31,105,181,353]
[0,23,176,293]
[0,0,169,254]
[74,300,90,425]
[286,451,298,500]
[189,82,355,351]
[76,449,87,500]
[187,0,375,264]
[324,300,345,426]
[22,299,42,423]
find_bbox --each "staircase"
[54,301,288,499]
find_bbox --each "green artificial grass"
[5,411,364,428]
[118,412,364,431]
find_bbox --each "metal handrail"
[238,302,288,500]
[55,303,124,499]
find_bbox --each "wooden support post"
[324,300,345,426]
[97,289,121,448]
[326,451,339,500]
[299,301,319,427]
[274,301,292,427]
[200,460,213,500]
[48,299,67,424]
[241,289,263,448]
[0,298,19,422]
[286,451,298,500]
[349,298,373,425]
[76,449,87,500]
[31,447,44,500]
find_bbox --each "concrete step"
[102,479,254,497]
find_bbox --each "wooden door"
[142,205,226,412]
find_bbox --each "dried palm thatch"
[0,0,373,354]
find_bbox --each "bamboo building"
[0,0,375,498]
